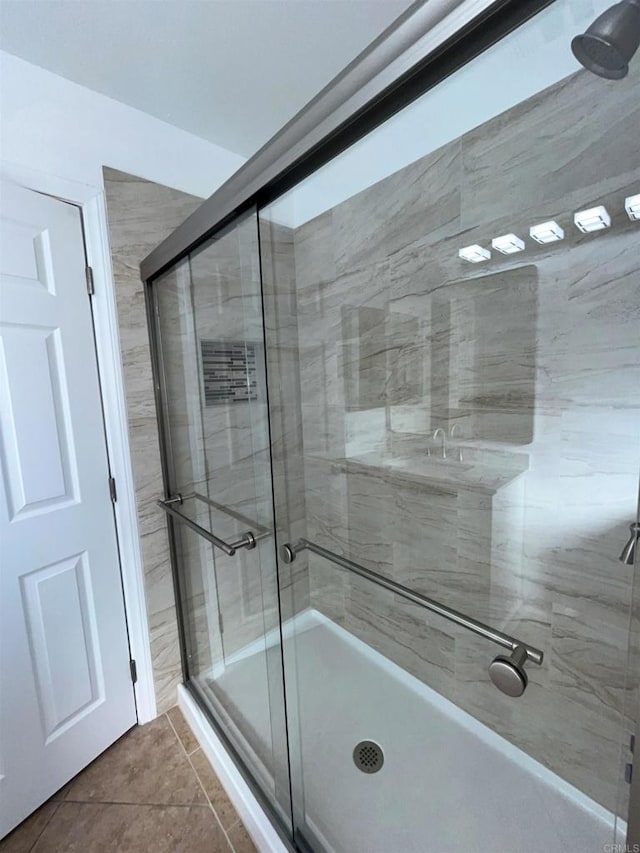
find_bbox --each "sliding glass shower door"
[143,2,639,851]
[259,2,640,851]
[149,210,292,831]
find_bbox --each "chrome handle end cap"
[489,652,528,697]
[280,543,296,564]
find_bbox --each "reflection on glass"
[260,1,640,850]
[153,213,291,828]
[148,0,640,849]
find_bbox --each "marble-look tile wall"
[259,217,310,622]
[150,213,279,662]
[151,213,294,805]
[274,62,640,814]
[150,256,224,683]
[151,210,307,662]
[103,168,201,714]
[188,216,277,658]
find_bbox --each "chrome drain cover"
[353,740,384,774]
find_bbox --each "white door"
[0,181,137,837]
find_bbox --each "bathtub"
[205,609,624,853]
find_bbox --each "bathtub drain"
[353,740,384,774]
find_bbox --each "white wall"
[0,50,245,197]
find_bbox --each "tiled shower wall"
[149,214,309,681]
[103,167,201,714]
[105,173,309,716]
[103,60,639,818]
[154,215,275,665]
[266,62,640,813]
[260,218,310,623]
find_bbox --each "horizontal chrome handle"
[281,538,543,695]
[182,491,271,537]
[157,498,257,556]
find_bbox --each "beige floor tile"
[31,802,231,853]
[49,783,71,802]
[64,717,204,806]
[189,750,240,831]
[227,822,258,853]
[167,706,199,755]
[0,802,59,853]
[3,712,256,853]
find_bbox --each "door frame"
[0,159,156,723]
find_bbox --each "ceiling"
[0,0,414,157]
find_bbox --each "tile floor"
[1,707,257,853]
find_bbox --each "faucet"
[620,522,640,565]
[432,428,446,459]
[449,424,463,462]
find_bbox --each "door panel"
[0,182,137,837]
[258,5,640,844]
[0,324,77,516]
[151,211,292,831]
[20,552,104,741]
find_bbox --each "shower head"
[620,522,640,565]
[572,0,640,79]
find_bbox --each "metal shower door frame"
[143,222,298,851]
[140,0,555,284]
[140,0,640,845]
[630,699,640,842]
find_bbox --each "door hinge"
[218,613,224,634]
[129,659,137,684]
[85,265,95,296]
[108,476,117,502]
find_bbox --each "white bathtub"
[206,609,624,853]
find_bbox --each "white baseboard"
[177,684,289,853]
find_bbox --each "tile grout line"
[24,800,62,853]
[165,711,241,851]
[165,710,242,853]
[167,708,201,757]
[61,798,212,808]
[19,713,243,853]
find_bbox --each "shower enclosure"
[142,1,640,850]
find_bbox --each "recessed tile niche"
[200,339,258,406]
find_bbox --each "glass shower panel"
[260,1,640,850]
[151,212,291,829]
